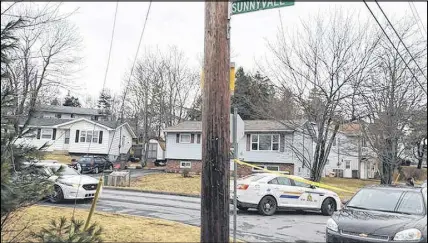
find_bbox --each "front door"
[273,177,304,207]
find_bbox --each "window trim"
[180,133,191,144]
[180,161,192,169]
[41,129,53,139]
[345,160,351,169]
[250,134,280,151]
[79,130,100,143]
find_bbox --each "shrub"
[31,216,103,243]
[181,169,191,178]
[396,166,427,181]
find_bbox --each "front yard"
[2,205,200,242]
[129,173,382,200]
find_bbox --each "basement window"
[180,161,191,169]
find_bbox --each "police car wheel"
[321,198,336,216]
[258,196,277,216]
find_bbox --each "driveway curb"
[103,186,201,198]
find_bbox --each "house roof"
[163,121,202,132]
[163,119,307,132]
[338,123,362,136]
[35,105,102,116]
[18,117,135,136]
[244,120,306,132]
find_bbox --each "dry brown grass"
[321,177,380,200]
[130,173,382,201]
[43,153,72,164]
[131,173,201,196]
[3,205,200,242]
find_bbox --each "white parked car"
[230,173,342,216]
[28,161,101,203]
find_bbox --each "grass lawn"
[2,205,200,242]
[131,173,201,196]
[43,153,72,164]
[130,173,381,201]
[320,177,380,200]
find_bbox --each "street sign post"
[232,0,294,15]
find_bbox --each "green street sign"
[232,0,294,15]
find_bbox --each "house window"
[361,137,368,147]
[55,113,62,118]
[251,134,280,151]
[180,133,191,143]
[80,130,99,143]
[332,138,337,146]
[180,161,191,169]
[266,166,279,171]
[345,160,351,169]
[252,165,280,172]
[121,136,125,147]
[64,130,70,144]
[148,143,157,158]
[41,129,53,139]
[197,134,201,144]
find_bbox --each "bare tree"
[126,46,199,164]
[358,19,427,184]
[267,8,380,181]
[2,2,81,143]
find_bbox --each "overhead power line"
[408,1,427,38]
[374,0,427,81]
[101,2,120,91]
[363,0,427,95]
[105,1,153,162]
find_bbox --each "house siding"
[108,126,133,159]
[166,133,202,160]
[58,120,110,155]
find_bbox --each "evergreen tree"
[97,89,112,115]
[231,67,275,120]
[50,97,60,106]
[63,92,81,107]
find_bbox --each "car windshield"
[78,157,92,163]
[347,188,425,215]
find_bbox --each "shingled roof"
[18,117,124,129]
[35,105,102,116]
[163,119,307,132]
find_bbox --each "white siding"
[108,126,133,158]
[166,133,202,160]
[58,120,111,154]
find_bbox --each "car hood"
[334,208,426,236]
[57,175,99,185]
[313,187,337,196]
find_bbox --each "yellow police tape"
[233,159,354,194]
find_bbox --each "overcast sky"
[58,1,427,102]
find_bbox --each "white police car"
[230,173,342,216]
[25,161,100,203]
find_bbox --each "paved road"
[51,189,328,242]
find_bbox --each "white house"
[323,123,379,179]
[163,115,315,177]
[15,105,136,161]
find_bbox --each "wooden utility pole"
[201,2,230,242]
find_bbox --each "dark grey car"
[77,156,113,174]
[326,185,427,243]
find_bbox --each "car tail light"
[237,184,249,190]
